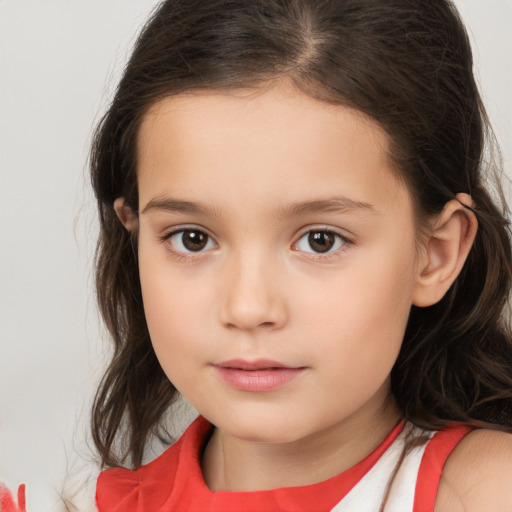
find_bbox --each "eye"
[295,230,346,254]
[166,229,216,254]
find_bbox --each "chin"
[230,429,300,445]
[234,428,297,444]
[211,409,310,445]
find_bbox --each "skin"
[435,429,512,511]
[114,82,498,506]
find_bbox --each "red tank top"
[96,416,469,511]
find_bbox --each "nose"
[218,249,288,332]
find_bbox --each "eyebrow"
[277,197,377,218]
[140,196,376,217]
[141,197,222,217]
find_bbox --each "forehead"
[136,84,408,216]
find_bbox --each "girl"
[91,0,512,510]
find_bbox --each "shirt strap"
[413,424,471,512]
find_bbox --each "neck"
[202,385,401,492]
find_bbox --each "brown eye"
[167,229,216,254]
[308,231,336,253]
[295,230,345,254]
[182,230,208,251]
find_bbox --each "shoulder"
[95,444,181,512]
[435,428,512,511]
[96,416,210,512]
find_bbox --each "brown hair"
[90,0,512,468]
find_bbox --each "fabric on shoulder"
[95,418,210,512]
[95,416,470,512]
[413,424,471,512]
[329,423,470,512]
[330,423,431,511]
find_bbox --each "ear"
[113,197,139,232]
[412,193,477,307]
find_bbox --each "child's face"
[134,83,423,444]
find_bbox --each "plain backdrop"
[1,1,511,510]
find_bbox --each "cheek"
[295,247,416,380]
[137,244,212,369]
[140,279,209,391]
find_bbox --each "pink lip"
[213,359,305,392]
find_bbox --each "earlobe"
[412,193,478,307]
[113,197,139,232]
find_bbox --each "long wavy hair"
[90,0,512,468]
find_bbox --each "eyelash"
[159,225,352,261]
[159,226,218,261]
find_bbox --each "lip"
[212,359,306,392]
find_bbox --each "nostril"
[224,320,275,330]
[220,304,286,332]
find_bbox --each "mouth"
[212,359,306,392]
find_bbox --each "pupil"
[182,230,207,251]
[308,231,335,253]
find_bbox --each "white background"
[1,1,511,510]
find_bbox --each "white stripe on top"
[331,425,434,512]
